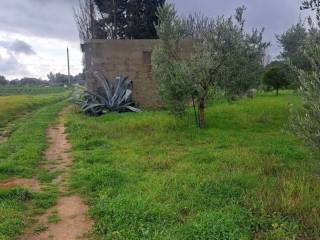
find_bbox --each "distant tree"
[277,22,310,71]
[47,72,70,86]
[0,75,8,85]
[20,77,45,85]
[263,61,290,95]
[71,73,85,85]
[47,72,85,86]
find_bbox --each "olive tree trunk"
[198,97,206,128]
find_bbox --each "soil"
[0,177,40,192]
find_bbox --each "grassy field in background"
[66,93,320,240]
[0,93,68,129]
[0,85,67,96]
[0,100,67,240]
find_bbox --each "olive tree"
[152,4,192,117]
[263,62,290,95]
[153,3,268,128]
[153,4,225,127]
[291,41,320,153]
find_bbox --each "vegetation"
[74,0,165,41]
[0,85,67,96]
[301,0,320,22]
[66,93,320,239]
[263,62,290,95]
[0,93,67,128]
[277,22,310,72]
[0,100,67,240]
[153,4,269,128]
[291,41,320,154]
[0,73,84,87]
[75,73,141,116]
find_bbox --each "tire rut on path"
[18,108,93,240]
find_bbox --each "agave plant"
[76,72,141,116]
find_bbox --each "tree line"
[0,73,85,86]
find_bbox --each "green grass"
[0,85,67,96]
[66,93,320,240]
[0,100,66,240]
[0,93,68,129]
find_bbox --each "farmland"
[65,92,320,239]
[0,85,67,96]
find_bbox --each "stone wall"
[81,39,194,108]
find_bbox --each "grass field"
[66,93,320,240]
[0,85,67,96]
[0,93,68,130]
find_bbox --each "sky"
[0,0,309,80]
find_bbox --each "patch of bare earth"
[0,177,40,192]
[17,108,93,240]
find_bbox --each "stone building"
[81,39,194,108]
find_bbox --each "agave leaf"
[94,71,112,105]
[125,106,142,112]
[83,103,104,111]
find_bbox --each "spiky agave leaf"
[75,72,141,115]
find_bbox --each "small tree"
[153,3,268,128]
[263,62,290,95]
[153,4,225,127]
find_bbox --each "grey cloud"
[0,40,36,55]
[0,0,310,58]
[170,0,308,57]
[0,50,30,77]
[0,0,79,41]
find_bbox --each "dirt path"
[17,109,93,240]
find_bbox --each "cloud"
[0,0,79,41]
[0,40,36,55]
[0,46,30,77]
[170,0,308,57]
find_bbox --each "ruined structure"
[81,39,194,108]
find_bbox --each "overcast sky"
[0,0,309,80]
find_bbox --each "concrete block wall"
[81,39,194,108]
